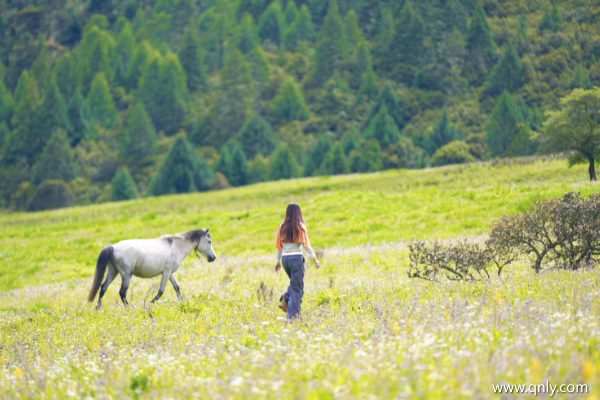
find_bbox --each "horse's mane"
[182,229,206,243]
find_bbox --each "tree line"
[0,0,596,211]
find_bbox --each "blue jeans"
[282,255,305,320]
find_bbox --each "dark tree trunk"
[590,157,597,181]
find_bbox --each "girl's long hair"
[280,203,306,242]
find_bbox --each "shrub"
[27,180,74,212]
[488,192,600,272]
[430,140,476,167]
[408,240,491,282]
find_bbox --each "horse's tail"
[88,245,113,302]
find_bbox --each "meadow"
[1,158,600,399]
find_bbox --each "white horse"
[87,229,216,306]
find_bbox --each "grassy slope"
[0,158,596,291]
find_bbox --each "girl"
[275,203,321,320]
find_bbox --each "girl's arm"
[275,226,283,273]
[301,229,321,268]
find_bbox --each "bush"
[27,180,74,212]
[488,192,600,272]
[408,240,491,282]
[430,140,476,167]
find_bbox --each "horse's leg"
[151,271,171,303]
[119,274,132,306]
[97,264,118,308]
[169,274,183,301]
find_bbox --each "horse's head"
[196,228,217,262]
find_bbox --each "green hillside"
[0,157,594,291]
[0,0,597,210]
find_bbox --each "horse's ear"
[206,227,210,234]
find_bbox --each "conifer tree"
[485,91,534,157]
[67,88,89,146]
[179,24,207,91]
[518,12,528,40]
[114,22,134,86]
[36,77,70,141]
[0,122,8,148]
[441,0,468,36]
[126,41,153,90]
[236,113,277,159]
[320,143,348,175]
[31,38,51,93]
[120,102,157,168]
[215,145,233,182]
[270,145,300,180]
[295,5,315,42]
[238,14,259,54]
[487,43,524,95]
[258,1,285,46]
[248,154,270,183]
[539,3,563,32]
[284,1,298,25]
[349,139,382,173]
[150,135,213,195]
[139,52,188,135]
[272,79,310,124]
[283,20,299,51]
[229,143,250,186]
[465,3,495,82]
[429,109,462,152]
[77,27,115,94]
[364,105,401,149]
[342,126,359,155]
[247,45,270,84]
[110,167,138,201]
[571,64,592,90]
[0,79,14,127]
[55,53,77,101]
[30,129,75,185]
[305,0,347,88]
[383,1,425,69]
[344,10,363,47]
[3,71,41,165]
[367,82,406,130]
[357,66,379,102]
[85,73,117,128]
[305,135,332,177]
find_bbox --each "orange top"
[276,224,311,252]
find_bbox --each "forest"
[0,0,594,210]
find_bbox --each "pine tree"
[0,122,8,148]
[77,27,115,95]
[248,153,270,183]
[114,22,134,87]
[539,3,563,32]
[120,102,157,168]
[229,143,250,186]
[31,38,51,93]
[364,105,401,149]
[320,143,348,175]
[270,145,300,180]
[258,1,285,46]
[66,88,89,146]
[441,0,468,36]
[284,1,298,25]
[30,129,75,185]
[367,82,406,130]
[247,45,270,84]
[3,71,41,165]
[179,24,207,91]
[126,41,153,90]
[36,77,70,142]
[305,135,332,176]
[295,5,315,42]
[0,78,14,127]
[215,145,233,182]
[55,53,77,101]
[150,135,213,195]
[518,12,528,40]
[352,41,372,86]
[465,3,495,83]
[344,10,363,47]
[485,91,530,157]
[342,126,359,155]
[85,73,117,128]
[110,167,138,201]
[357,66,379,102]
[305,0,347,88]
[139,52,188,135]
[349,139,382,173]
[383,1,425,69]
[236,113,277,159]
[429,109,462,152]
[238,13,259,54]
[272,79,310,124]
[487,43,524,95]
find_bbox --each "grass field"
[1,158,600,399]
